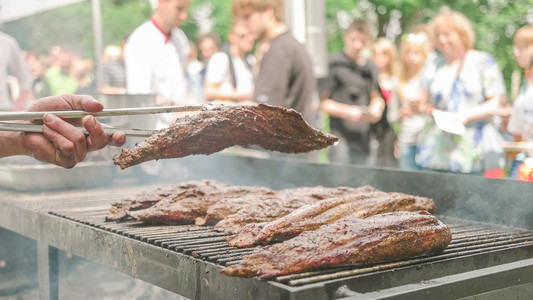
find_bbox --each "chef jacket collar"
[151,18,171,43]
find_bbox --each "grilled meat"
[113,104,338,169]
[126,181,274,224]
[227,191,436,247]
[105,181,215,221]
[195,191,281,227]
[211,185,378,233]
[221,210,452,278]
[107,199,159,221]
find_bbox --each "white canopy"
[0,0,84,23]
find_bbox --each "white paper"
[432,109,466,136]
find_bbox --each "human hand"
[20,94,126,168]
[344,106,364,123]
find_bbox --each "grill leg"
[37,240,58,300]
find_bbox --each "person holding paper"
[416,7,506,173]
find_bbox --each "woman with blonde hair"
[417,7,506,173]
[388,32,430,170]
[507,25,533,143]
[372,37,398,167]
[373,38,398,103]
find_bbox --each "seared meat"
[196,191,281,226]
[227,191,436,247]
[221,211,452,278]
[126,181,274,224]
[106,182,213,221]
[113,104,338,169]
[211,185,378,233]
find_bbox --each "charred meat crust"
[221,211,452,278]
[113,104,338,169]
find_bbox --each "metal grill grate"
[48,193,533,288]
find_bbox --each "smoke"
[0,228,37,297]
[0,232,189,299]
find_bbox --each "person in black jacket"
[320,19,385,165]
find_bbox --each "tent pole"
[91,0,103,92]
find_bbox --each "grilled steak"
[221,210,452,278]
[211,185,378,233]
[106,181,216,221]
[126,181,274,224]
[227,191,436,247]
[113,104,338,169]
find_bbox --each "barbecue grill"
[1,153,533,300]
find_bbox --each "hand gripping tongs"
[0,104,219,137]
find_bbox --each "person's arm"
[319,72,374,124]
[0,94,126,168]
[319,97,364,123]
[457,95,505,124]
[458,52,507,124]
[8,39,34,109]
[367,90,385,123]
[204,81,253,102]
[387,88,400,124]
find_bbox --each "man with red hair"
[232,0,318,126]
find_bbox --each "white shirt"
[205,51,254,96]
[124,21,189,104]
[0,32,32,110]
[508,82,533,141]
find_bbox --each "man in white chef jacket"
[124,0,191,129]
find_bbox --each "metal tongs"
[0,104,219,137]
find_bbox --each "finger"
[83,115,111,151]
[109,131,127,147]
[42,113,87,163]
[28,95,103,127]
[101,123,126,146]
[28,95,72,112]
[79,95,104,112]
[60,94,104,112]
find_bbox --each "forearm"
[365,93,385,123]
[204,85,252,102]
[319,99,352,118]
[460,96,504,124]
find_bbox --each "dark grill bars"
[49,199,533,290]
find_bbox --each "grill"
[1,153,533,299]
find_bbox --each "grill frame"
[1,153,533,299]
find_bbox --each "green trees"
[2,0,531,95]
[324,0,532,97]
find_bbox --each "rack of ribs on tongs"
[113,104,338,169]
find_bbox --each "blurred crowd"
[2,1,533,179]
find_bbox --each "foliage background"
[2,0,533,96]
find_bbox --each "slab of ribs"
[221,210,452,278]
[226,190,436,247]
[113,104,338,169]
[106,180,434,235]
[106,180,450,278]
